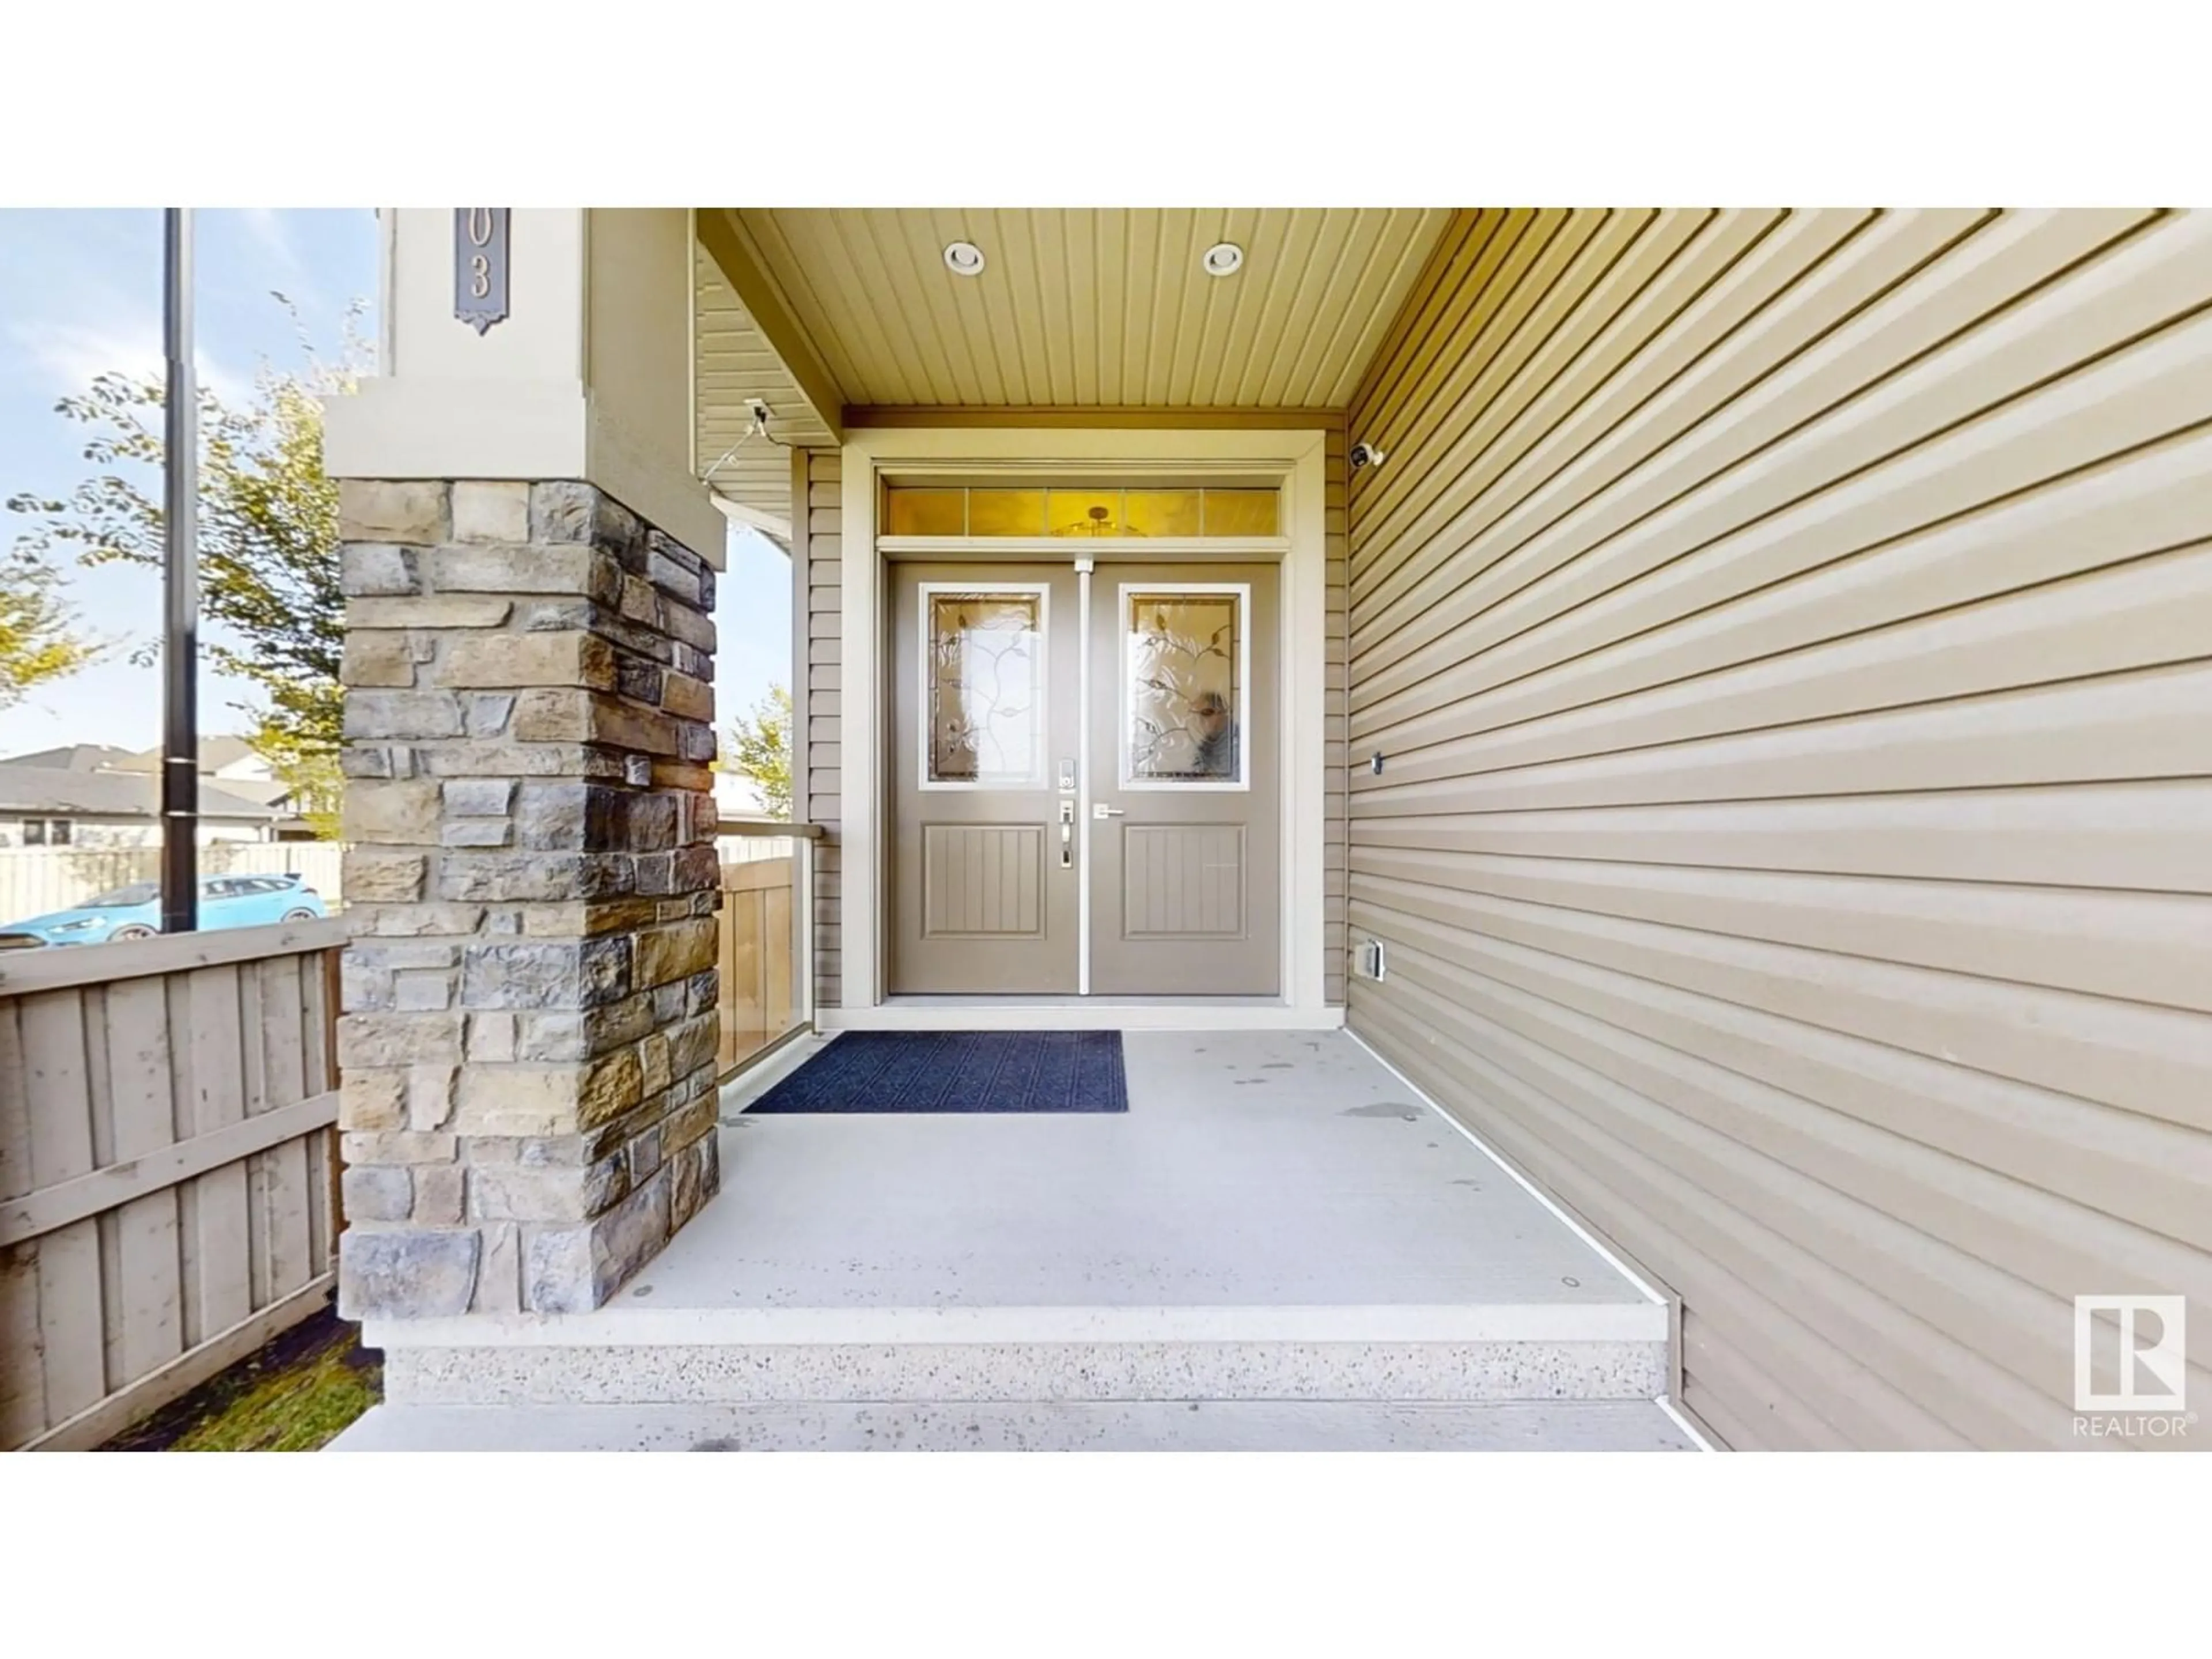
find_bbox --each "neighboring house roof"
[113,735,268,778]
[0,744,144,772]
[0,738,292,806]
[196,735,260,772]
[198,774,293,808]
[0,767,280,821]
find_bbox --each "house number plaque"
[454,209,510,334]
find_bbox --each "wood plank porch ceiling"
[747,207,1450,410]
[693,209,1452,532]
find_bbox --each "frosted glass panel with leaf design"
[1125,588,1245,786]
[926,590,1045,786]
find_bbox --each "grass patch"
[103,1304,382,1453]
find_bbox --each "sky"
[0,208,790,759]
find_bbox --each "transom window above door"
[885,484,1279,539]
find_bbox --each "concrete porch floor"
[668,1029,1656,1315]
[336,1031,1696,1451]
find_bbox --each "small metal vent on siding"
[1357,936,1387,982]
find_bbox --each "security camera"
[1349,439,1387,471]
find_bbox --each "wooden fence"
[0,842,347,925]
[718,857,797,1077]
[0,918,346,1451]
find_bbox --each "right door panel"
[1088,562,1280,995]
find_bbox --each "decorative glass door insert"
[1120,584,1249,789]
[922,586,1047,788]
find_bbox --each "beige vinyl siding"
[797,448,843,1008]
[694,241,834,531]
[1344,206,2212,1450]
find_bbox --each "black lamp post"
[160,207,199,935]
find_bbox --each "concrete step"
[371,1302,1669,1407]
[332,1397,1702,1452]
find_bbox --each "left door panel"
[890,562,1082,993]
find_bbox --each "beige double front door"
[891,560,1279,997]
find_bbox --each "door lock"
[1059,757,1076,793]
[1092,804,1125,819]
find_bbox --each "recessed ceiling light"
[1202,241,1244,277]
[944,241,986,276]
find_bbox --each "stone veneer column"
[334,479,721,1318]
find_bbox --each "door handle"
[1092,804,1125,819]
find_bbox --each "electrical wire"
[702,402,792,488]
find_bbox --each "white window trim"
[1116,580,1252,794]
[838,426,1334,1028]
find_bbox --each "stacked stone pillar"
[334,479,722,1317]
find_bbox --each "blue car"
[0,873,329,949]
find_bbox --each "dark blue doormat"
[744,1031,1128,1114]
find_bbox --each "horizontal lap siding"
[1344,206,2212,1450]
[801,449,843,1009]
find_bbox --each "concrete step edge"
[363,1299,1667,1350]
[381,1334,1669,1407]
[332,1397,1700,1452]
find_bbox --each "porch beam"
[712,494,793,548]
[694,207,846,446]
[844,406,1347,431]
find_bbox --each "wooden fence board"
[718,858,800,1078]
[0,1000,28,1202]
[2,937,342,1451]
[765,885,794,1037]
[245,1153,273,1312]
[0,1242,40,1446]
[0,915,346,997]
[105,976,184,1387]
[0,1001,40,1442]
[307,1130,332,1279]
[258,955,308,1108]
[186,965,252,1343]
[168,974,202,1347]
[22,990,104,1427]
[265,1139,315,1302]
[239,956,271,1119]
[255,955,315,1299]
[0,1091,337,1248]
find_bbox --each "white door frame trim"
[838,426,1331,1028]
[1076,557,1093,997]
